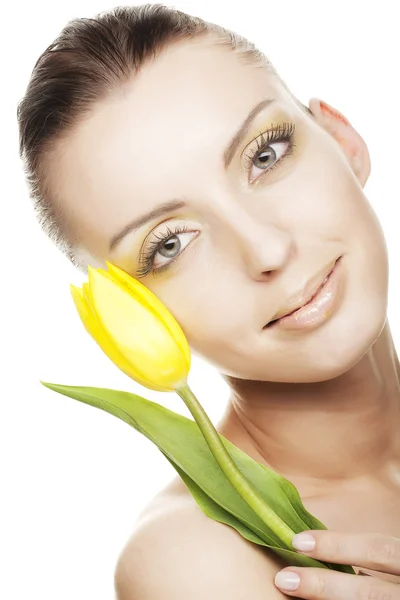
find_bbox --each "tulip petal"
[86,266,188,390]
[70,285,92,333]
[104,262,191,371]
[70,283,168,392]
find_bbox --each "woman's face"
[51,38,388,383]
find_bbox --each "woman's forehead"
[59,43,289,189]
[49,41,295,259]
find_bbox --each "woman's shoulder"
[114,476,290,599]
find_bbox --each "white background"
[2,1,400,598]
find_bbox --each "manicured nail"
[275,571,300,591]
[292,532,316,551]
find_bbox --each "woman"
[17,4,400,598]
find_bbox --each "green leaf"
[40,381,355,574]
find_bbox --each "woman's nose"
[228,217,295,280]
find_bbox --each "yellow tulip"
[69,261,191,391]
[66,260,297,548]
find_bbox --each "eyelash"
[136,224,190,278]
[243,121,296,182]
[136,121,296,278]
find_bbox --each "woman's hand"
[274,530,400,598]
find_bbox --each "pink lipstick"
[265,257,344,331]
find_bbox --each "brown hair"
[16,3,303,274]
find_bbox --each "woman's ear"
[308,98,371,186]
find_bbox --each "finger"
[291,530,400,576]
[274,566,400,599]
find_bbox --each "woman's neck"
[217,320,400,498]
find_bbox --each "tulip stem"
[176,382,295,548]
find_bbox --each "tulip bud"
[70,261,190,391]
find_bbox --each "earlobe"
[308,97,371,186]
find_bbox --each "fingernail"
[292,532,316,551]
[275,571,300,591]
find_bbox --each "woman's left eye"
[243,123,296,184]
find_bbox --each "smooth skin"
[275,529,400,598]
[114,501,400,599]
[47,36,400,597]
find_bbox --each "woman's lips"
[264,256,344,331]
[269,270,332,324]
[268,257,339,323]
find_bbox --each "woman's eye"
[248,140,290,184]
[152,230,198,270]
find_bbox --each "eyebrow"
[109,97,275,252]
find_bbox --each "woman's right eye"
[152,230,198,270]
[136,225,199,278]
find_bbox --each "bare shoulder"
[114,477,290,599]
